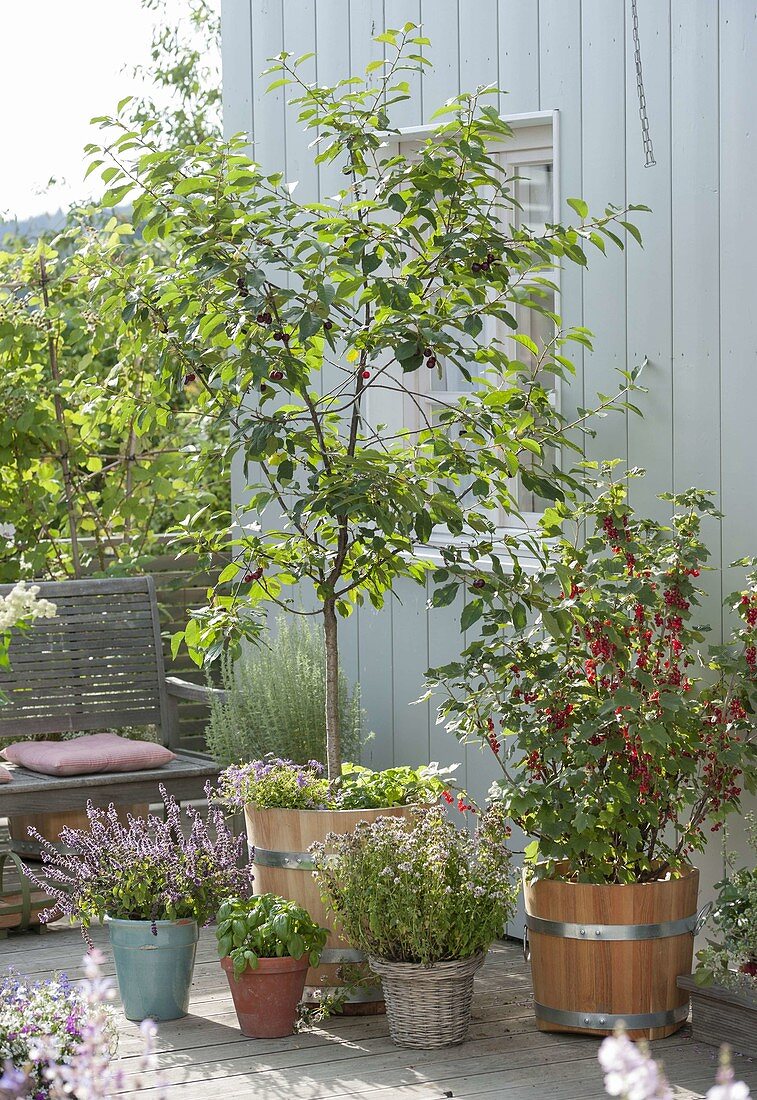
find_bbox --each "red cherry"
[244,572,254,583]
[426,356,437,369]
[361,370,371,380]
[323,319,333,330]
[273,331,284,341]
[270,370,284,381]
[423,348,432,357]
[183,373,196,384]
[472,578,486,590]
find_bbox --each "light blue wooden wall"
[221,0,757,901]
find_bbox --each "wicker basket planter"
[368,952,485,1048]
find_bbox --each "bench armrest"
[165,676,229,705]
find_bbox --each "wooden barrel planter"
[523,866,701,1040]
[9,804,149,859]
[245,805,416,1015]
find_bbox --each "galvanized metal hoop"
[524,912,697,941]
[534,1001,688,1031]
[252,846,316,870]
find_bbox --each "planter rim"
[368,950,486,973]
[244,803,431,815]
[524,863,698,889]
[105,915,198,927]
[219,954,310,975]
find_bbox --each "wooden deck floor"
[2,924,755,1100]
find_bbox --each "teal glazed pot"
[106,916,199,1021]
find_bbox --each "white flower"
[707,1057,752,1100]
[598,1033,672,1100]
[0,582,56,632]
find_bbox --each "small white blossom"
[0,582,56,632]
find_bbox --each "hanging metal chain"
[631,0,656,168]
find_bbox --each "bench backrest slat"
[0,576,169,741]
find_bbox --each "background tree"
[75,26,644,779]
[0,0,225,580]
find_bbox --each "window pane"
[514,162,553,235]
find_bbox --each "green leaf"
[461,599,483,632]
[567,197,589,219]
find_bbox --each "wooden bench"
[0,575,224,821]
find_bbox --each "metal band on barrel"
[525,913,697,941]
[252,847,316,870]
[317,948,367,964]
[534,1002,689,1030]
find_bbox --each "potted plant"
[311,805,517,1048]
[25,785,252,1022]
[427,467,757,1039]
[80,28,641,791]
[217,756,454,1010]
[677,813,756,1058]
[216,893,328,1037]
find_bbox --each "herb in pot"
[216,894,328,978]
[24,784,251,937]
[311,806,517,965]
[216,756,456,812]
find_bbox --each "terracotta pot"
[244,804,419,1013]
[220,955,309,1037]
[524,865,700,1040]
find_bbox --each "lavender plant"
[217,756,453,812]
[311,807,517,965]
[0,951,166,1100]
[24,785,251,936]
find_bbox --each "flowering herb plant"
[0,950,166,1100]
[427,468,757,884]
[0,966,114,1100]
[696,813,757,993]
[217,756,454,811]
[311,806,517,965]
[216,893,328,978]
[25,785,251,936]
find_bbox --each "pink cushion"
[1,734,175,777]
[0,765,10,783]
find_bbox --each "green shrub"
[206,619,362,767]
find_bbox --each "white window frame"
[375,111,560,569]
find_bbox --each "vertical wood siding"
[221,0,757,899]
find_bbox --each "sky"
[0,0,184,220]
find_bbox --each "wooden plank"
[581,0,628,468]
[538,0,584,428]
[498,0,540,115]
[315,0,351,203]
[390,576,430,765]
[670,0,722,644]
[281,0,318,203]
[250,0,285,176]
[420,0,459,119]
[384,0,423,128]
[357,601,394,772]
[719,0,757,598]
[459,0,499,101]
[221,0,254,141]
[624,0,673,521]
[348,0,385,97]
